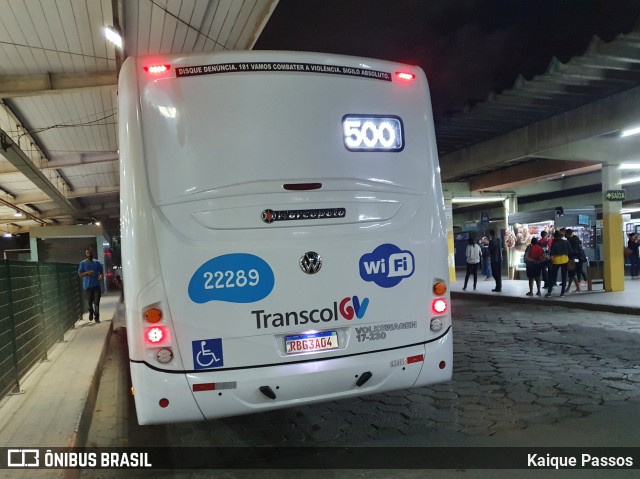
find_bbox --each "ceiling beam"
[14,186,119,205]
[469,159,603,191]
[440,83,640,181]
[0,151,119,174]
[0,71,116,98]
[0,128,81,217]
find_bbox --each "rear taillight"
[145,326,170,345]
[431,298,448,314]
[395,71,416,81]
[144,64,170,74]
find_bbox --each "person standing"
[463,237,481,291]
[566,229,587,284]
[545,231,571,298]
[524,237,544,296]
[78,247,104,323]
[480,236,492,280]
[488,229,502,292]
[538,230,553,288]
[628,233,640,279]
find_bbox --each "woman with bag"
[545,231,572,298]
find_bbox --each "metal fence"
[0,260,83,399]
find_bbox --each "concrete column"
[29,237,38,261]
[504,196,517,272]
[444,197,456,283]
[601,165,625,292]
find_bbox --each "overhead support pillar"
[601,165,625,292]
[504,195,517,273]
[444,196,456,283]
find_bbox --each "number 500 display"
[342,115,404,152]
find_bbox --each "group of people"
[524,228,587,297]
[462,228,588,298]
[462,230,503,292]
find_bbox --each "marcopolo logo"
[252,295,369,329]
[188,253,275,304]
[359,243,415,288]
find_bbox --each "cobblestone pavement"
[82,299,640,478]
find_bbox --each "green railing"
[0,260,83,399]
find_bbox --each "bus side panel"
[119,57,197,422]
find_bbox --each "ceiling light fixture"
[621,126,640,138]
[104,25,122,49]
[14,210,23,217]
[619,176,640,186]
[619,163,640,169]
[621,207,640,214]
[451,197,506,204]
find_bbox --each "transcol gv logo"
[252,295,369,329]
[359,243,414,288]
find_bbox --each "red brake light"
[145,326,170,345]
[431,298,448,314]
[395,71,415,81]
[144,64,170,74]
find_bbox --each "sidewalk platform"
[451,272,640,316]
[0,294,120,479]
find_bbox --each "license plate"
[285,331,338,354]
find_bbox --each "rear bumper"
[130,328,452,425]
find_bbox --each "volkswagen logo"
[300,252,322,274]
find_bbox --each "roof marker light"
[395,71,416,81]
[144,64,171,74]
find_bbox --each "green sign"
[605,190,625,201]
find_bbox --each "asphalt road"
[81,299,640,478]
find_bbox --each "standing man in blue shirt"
[78,247,103,323]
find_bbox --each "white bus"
[119,51,452,425]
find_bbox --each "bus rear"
[119,51,452,425]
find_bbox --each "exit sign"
[605,190,625,201]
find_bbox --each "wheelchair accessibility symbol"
[192,338,224,369]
